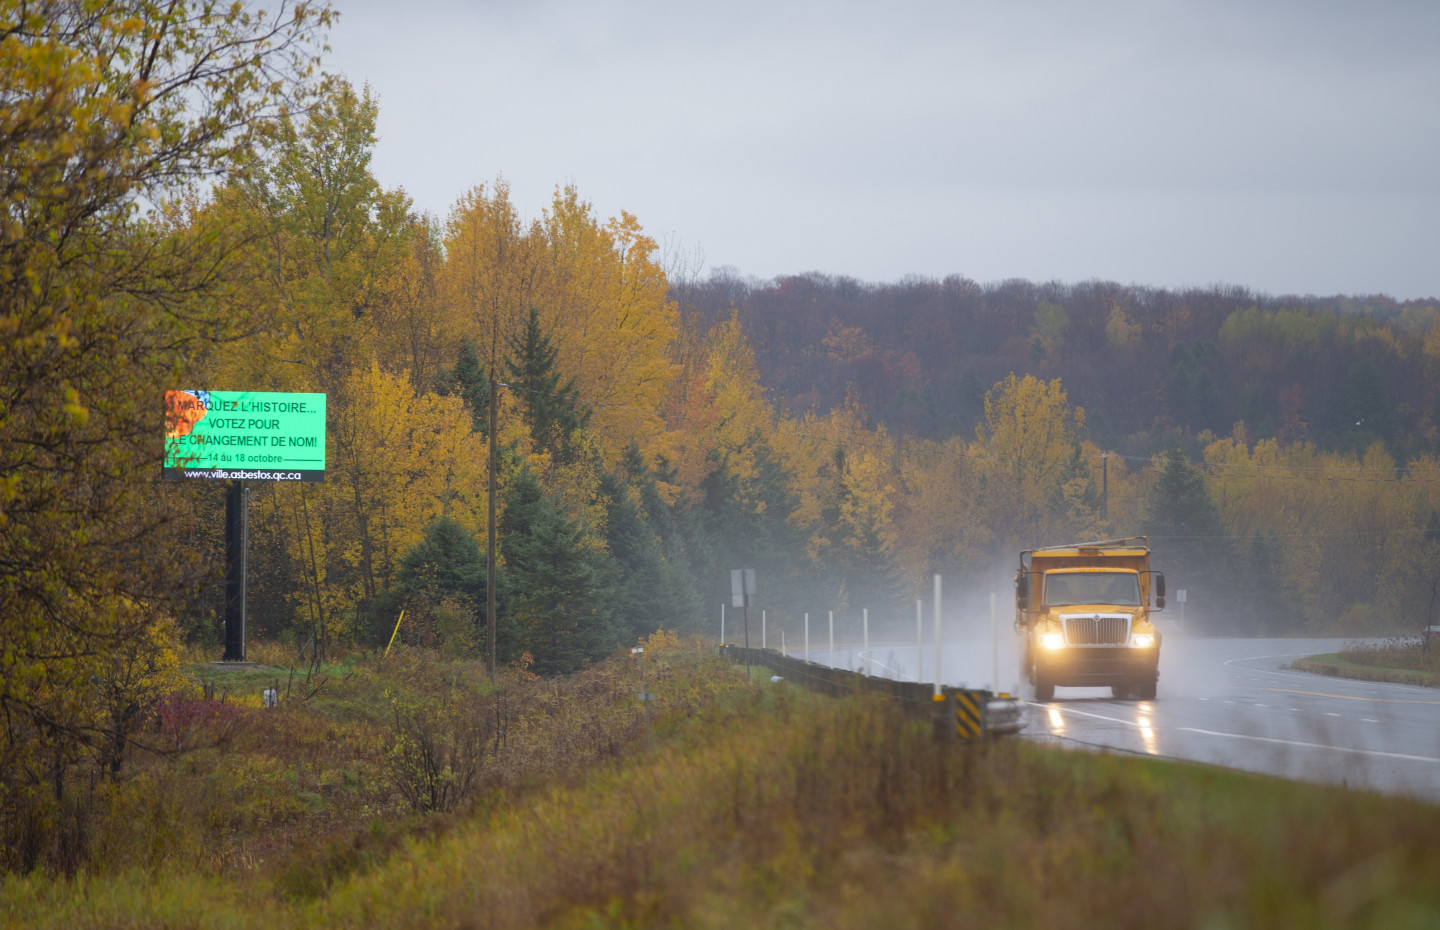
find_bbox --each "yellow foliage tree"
[442,178,541,393]
[652,313,773,508]
[209,80,414,394]
[894,436,991,584]
[973,374,1085,550]
[538,188,678,460]
[268,362,488,644]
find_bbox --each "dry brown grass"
[6,636,1440,928]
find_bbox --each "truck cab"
[1016,537,1165,701]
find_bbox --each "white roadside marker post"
[991,592,999,692]
[863,608,869,676]
[933,574,943,696]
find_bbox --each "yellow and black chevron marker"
[955,690,984,741]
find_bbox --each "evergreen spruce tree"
[1237,530,1297,635]
[694,440,819,620]
[432,339,490,436]
[501,467,617,675]
[453,338,490,436]
[1144,449,1236,631]
[377,517,517,660]
[505,307,589,463]
[600,448,702,641]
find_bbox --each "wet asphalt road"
[807,634,1440,801]
[1023,636,1440,802]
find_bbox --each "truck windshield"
[1043,571,1141,607]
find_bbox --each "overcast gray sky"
[325,0,1440,299]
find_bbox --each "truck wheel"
[1111,683,1131,700]
[1034,667,1055,702]
[1137,677,1157,700]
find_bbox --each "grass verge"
[1294,638,1440,689]
[5,641,1440,928]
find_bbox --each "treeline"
[682,272,1440,459]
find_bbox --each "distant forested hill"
[681,272,1440,459]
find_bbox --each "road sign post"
[633,646,653,750]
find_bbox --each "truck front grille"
[1063,615,1130,645]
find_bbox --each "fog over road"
[807,633,1440,801]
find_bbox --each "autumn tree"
[536,186,678,461]
[0,0,330,804]
[211,78,413,392]
[442,179,538,404]
[973,374,1085,552]
[894,437,990,586]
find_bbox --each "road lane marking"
[1363,718,1380,723]
[1264,688,1440,706]
[1043,706,1146,729]
[1176,728,1440,764]
[1039,701,1440,764]
[1325,712,1341,717]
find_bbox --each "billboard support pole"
[222,480,246,661]
[242,484,249,661]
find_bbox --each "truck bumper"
[1035,647,1158,687]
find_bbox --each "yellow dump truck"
[1015,537,1166,701]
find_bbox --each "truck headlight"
[1040,632,1066,649]
[1130,633,1155,648]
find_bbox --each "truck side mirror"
[1154,572,1166,610]
[1015,574,1029,610]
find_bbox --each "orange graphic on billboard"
[165,390,208,439]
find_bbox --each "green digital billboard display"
[163,390,326,482]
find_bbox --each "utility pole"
[487,372,498,681]
[1102,451,1109,524]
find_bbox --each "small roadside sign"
[731,568,756,607]
[1176,589,1187,603]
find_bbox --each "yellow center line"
[1263,688,1440,706]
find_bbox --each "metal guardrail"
[720,645,1025,741]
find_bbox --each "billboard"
[164,390,326,482]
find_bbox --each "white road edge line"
[1045,705,1440,764]
[1177,728,1440,764]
